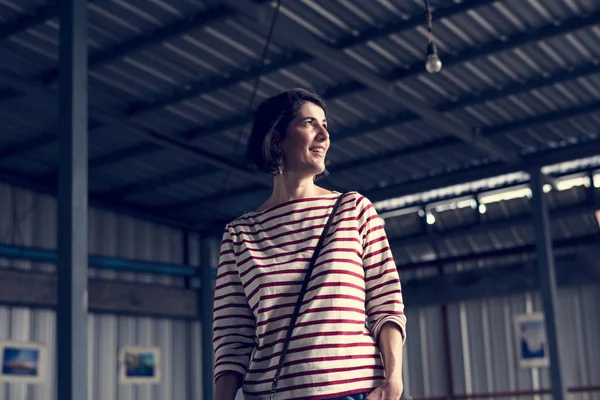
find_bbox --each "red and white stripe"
[213,192,406,400]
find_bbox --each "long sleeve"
[212,225,256,382]
[356,194,407,345]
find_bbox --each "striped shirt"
[213,191,406,400]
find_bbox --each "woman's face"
[279,101,329,177]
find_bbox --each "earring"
[277,159,284,175]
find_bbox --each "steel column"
[56,2,88,400]
[200,236,216,400]
[529,169,567,400]
[423,215,455,400]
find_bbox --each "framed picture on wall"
[514,312,549,368]
[118,346,161,384]
[0,340,47,383]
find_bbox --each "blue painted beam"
[0,244,207,277]
[57,2,88,399]
[3,231,597,284]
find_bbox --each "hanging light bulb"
[423,0,442,74]
[425,42,442,73]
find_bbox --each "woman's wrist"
[378,322,404,381]
[214,372,243,400]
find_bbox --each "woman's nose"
[316,125,329,140]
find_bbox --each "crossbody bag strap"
[269,193,346,400]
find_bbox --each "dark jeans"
[332,393,371,400]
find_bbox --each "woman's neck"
[257,173,331,211]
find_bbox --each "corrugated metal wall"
[0,182,208,400]
[403,284,600,400]
[0,307,204,400]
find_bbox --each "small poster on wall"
[0,340,47,383]
[514,312,549,368]
[119,346,161,384]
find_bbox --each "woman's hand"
[365,379,403,400]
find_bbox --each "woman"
[213,88,406,400]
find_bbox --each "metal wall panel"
[0,182,206,400]
[402,284,600,400]
[0,181,186,280]
[402,305,446,397]
[0,307,204,400]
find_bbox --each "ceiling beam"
[392,205,599,254]
[131,0,491,128]
[194,136,600,230]
[157,98,600,214]
[0,165,198,232]
[439,62,600,113]
[404,255,598,307]
[3,59,596,187]
[108,1,600,156]
[366,137,600,203]
[94,59,600,199]
[0,4,64,40]
[40,5,232,85]
[178,7,600,146]
[0,268,198,320]
[96,166,216,199]
[97,110,418,200]
[0,66,271,187]
[484,101,600,137]
[385,8,600,83]
[0,4,231,93]
[76,49,599,171]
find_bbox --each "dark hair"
[246,88,329,178]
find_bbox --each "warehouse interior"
[0,0,599,399]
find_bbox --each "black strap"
[269,193,345,399]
